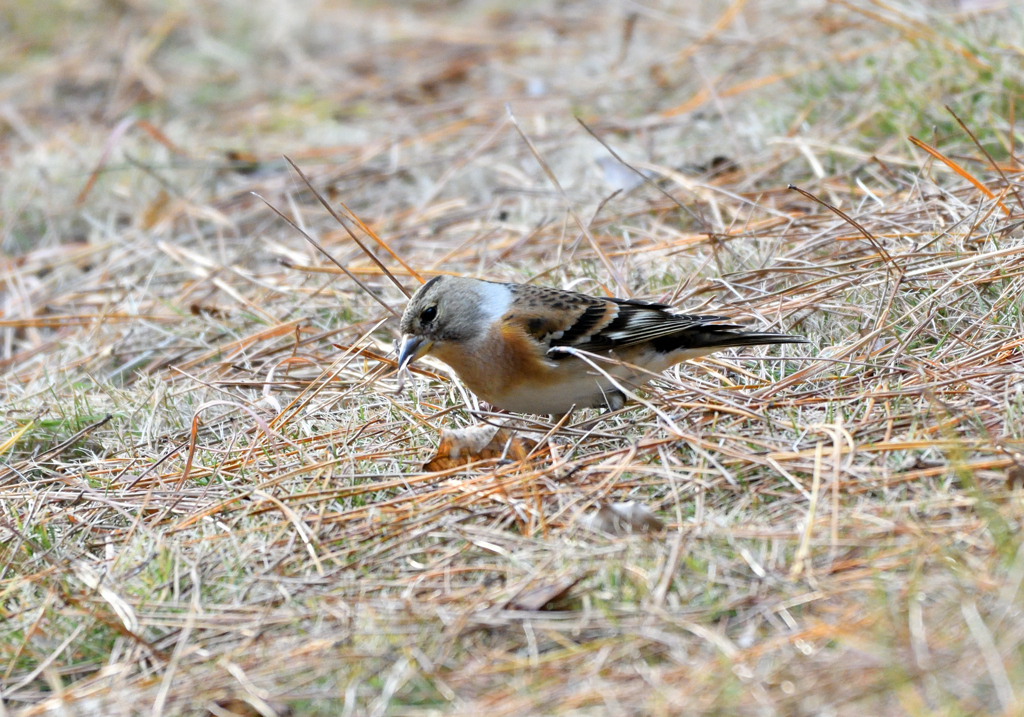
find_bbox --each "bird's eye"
[420,306,438,323]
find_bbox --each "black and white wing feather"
[506,284,806,358]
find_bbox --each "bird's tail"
[707,331,808,348]
[651,327,808,354]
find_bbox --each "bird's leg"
[472,401,512,430]
[549,409,573,426]
[478,400,510,416]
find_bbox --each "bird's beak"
[397,334,433,371]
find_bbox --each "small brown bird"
[397,276,807,415]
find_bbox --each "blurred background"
[3,2,1024,715]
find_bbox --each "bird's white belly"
[489,346,724,414]
[491,365,648,415]
[493,379,608,414]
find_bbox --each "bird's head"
[397,276,506,370]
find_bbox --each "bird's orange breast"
[428,321,559,404]
[496,322,562,387]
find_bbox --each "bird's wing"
[504,285,742,356]
[502,284,617,348]
[570,298,741,352]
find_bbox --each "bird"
[396,276,807,416]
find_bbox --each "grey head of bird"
[397,275,506,370]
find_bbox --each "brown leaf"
[423,422,537,472]
[205,699,259,717]
[190,303,227,318]
[580,501,664,536]
[204,696,291,717]
[225,149,262,175]
[1007,464,1024,490]
[649,63,671,90]
[141,189,171,230]
[510,575,584,611]
[418,48,482,96]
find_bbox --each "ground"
[2,0,1024,715]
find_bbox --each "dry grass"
[2,0,1024,714]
